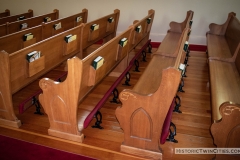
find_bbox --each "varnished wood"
[155,10,193,56]
[211,103,240,160]
[0,9,10,18]
[0,9,33,25]
[207,12,240,61]
[0,9,58,37]
[38,26,133,142]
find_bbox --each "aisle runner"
[0,134,96,160]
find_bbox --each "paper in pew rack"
[44,17,51,22]
[23,33,33,41]
[26,51,41,62]
[64,34,77,43]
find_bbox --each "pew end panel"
[39,57,84,142]
[0,23,8,37]
[0,51,21,128]
[211,102,240,160]
[0,9,10,18]
[168,10,194,33]
[115,67,181,159]
[207,12,236,36]
[80,9,120,58]
[207,13,240,61]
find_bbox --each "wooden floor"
[0,47,216,160]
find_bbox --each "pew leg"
[186,49,190,57]
[148,43,152,53]
[182,67,187,77]
[173,95,182,113]
[134,59,140,72]
[166,122,178,143]
[33,96,43,115]
[141,50,147,62]
[110,88,120,104]
[122,72,131,86]
[178,78,185,92]
[92,111,103,129]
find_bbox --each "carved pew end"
[0,119,21,128]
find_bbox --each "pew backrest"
[0,9,10,18]
[0,24,83,95]
[0,9,59,37]
[0,9,33,25]
[168,10,194,33]
[42,8,88,39]
[0,9,88,54]
[129,9,155,51]
[81,9,120,54]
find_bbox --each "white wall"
[0,0,239,45]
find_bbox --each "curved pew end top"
[207,12,236,36]
[211,102,240,159]
[168,10,194,33]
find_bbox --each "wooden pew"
[0,24,84,128]
[207,12,240,62]
[83,9,155,129]
[0,9,33,25]
[0,9,120,127]
[13,9,119,115]
[0,9,58,37]
[110,9,155,76]
[38,25,134,142]
[155,10,193,57]
[115,28,190,159]
[0,9,88,54]
[0,9,10,18]
[207,12,240,160]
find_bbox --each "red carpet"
[0,134,96,160]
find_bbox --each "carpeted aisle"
[0,134,96,160]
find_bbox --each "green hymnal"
[91,24,99,31]
[184,41,189,52]
[119,38,128,47]
[147,18,151,24]
[23,33,33,41]
[108,17,114,23]
[135,25,142,33]
[92,56,104,70]
[189,20,193,27]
